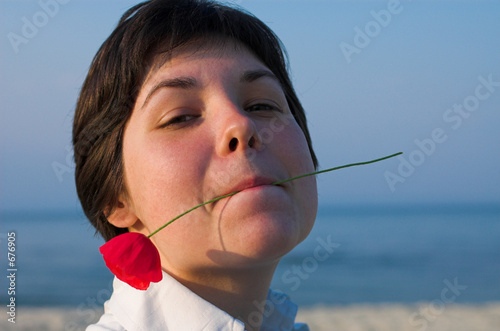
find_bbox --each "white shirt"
[87,271,309,331]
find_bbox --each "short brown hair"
[73,0,317,241]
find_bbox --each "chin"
[210,182,318,267]
[212,210,307,268]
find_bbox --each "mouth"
[210,176,283,209]
[231,177,279,194]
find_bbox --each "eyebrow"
[240,69,280,84]
[141,69,280,109]
[141,76,198,109]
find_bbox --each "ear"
[106,198,139,229]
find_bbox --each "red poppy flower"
[99,232,162,290]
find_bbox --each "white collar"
[97,271,308,331]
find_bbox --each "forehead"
[142,38,267,86]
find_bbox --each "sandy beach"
[297,303,500,331]
[1,302,499,330]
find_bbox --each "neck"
[171,265,278,331]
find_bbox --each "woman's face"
[121,41,317,276]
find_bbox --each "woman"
[73,1,318,329]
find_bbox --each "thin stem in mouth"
[148,152,402,238]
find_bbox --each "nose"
[216,105,262,157]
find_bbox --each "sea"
[1,203,499,308]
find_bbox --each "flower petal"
[99,232,162,290]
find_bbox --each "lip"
[229,176,279,194]
[211,176,283,208]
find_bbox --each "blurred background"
[1,0,499,324]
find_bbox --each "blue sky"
[1,0,499,212]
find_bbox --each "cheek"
[273,121,315,174]
[123,131,211,226]
[279,123,318,234]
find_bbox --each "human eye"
[159,114,198,129]
[245,102,282,113]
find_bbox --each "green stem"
[148,152,402,238]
